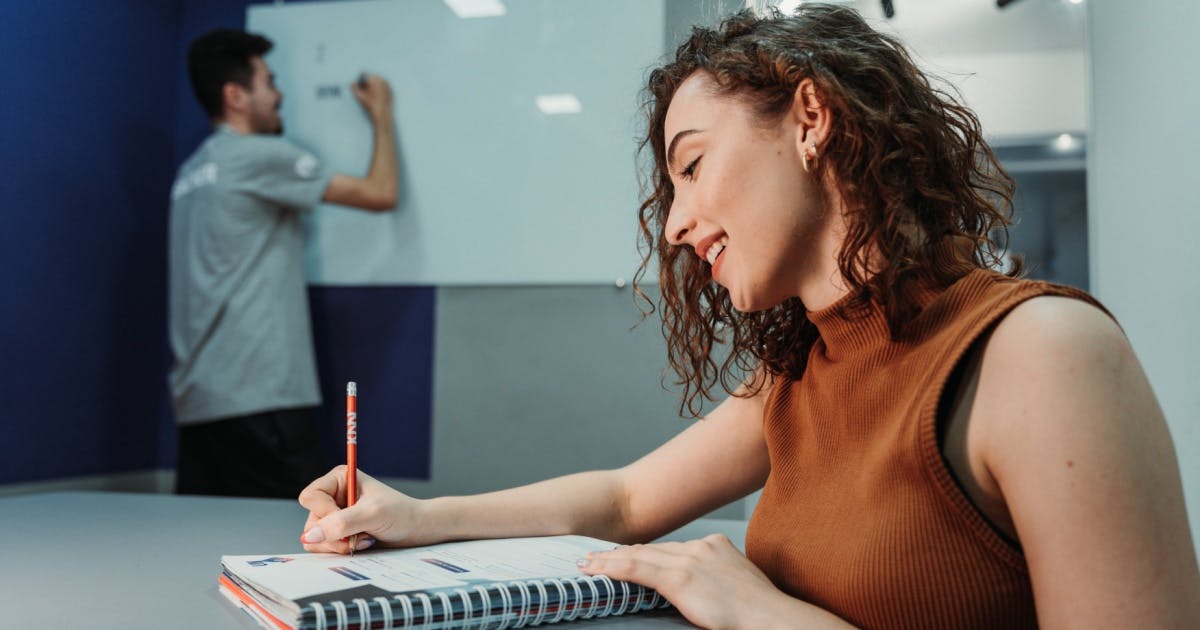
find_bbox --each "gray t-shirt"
[168,125,332,425]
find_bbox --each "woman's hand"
[578,534,854,629]
[297,466,429,554]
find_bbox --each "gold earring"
[802,142,818,173]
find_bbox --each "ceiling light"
[1052,133,1077,152]
[536,94,582,115]
[775,0,804,14]
[442,0,506,19]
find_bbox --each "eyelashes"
[678,156,702,181]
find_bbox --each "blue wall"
[0,0,435,484]
[0,1,181,482]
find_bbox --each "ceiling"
[828,0,1086,57]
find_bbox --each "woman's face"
[662,72,831,313]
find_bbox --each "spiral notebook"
[218,535,669,629]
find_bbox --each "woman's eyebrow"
[667,129,702,171]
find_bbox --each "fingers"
[349,74,392,104]
[300,504,374,552]
[298,466,379,553]
[297,465,346,514]
[578,543,691,589]
[364,74,389,92]
[299,468,401,554]
[578,536,739,589]
[350,76,393,127]
[700,533,735,549]
[301,501,374,553]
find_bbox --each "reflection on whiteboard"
[247,0,664,285]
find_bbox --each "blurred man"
[169,29,399,497]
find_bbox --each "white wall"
[1088,3,1200,556]
[928,50,1086,139]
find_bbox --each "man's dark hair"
[187,29,273,119]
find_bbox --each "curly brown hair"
[633,4,1020,417]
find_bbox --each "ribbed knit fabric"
[745,268,1100,629]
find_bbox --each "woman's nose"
[664,202,696,247]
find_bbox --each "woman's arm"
[299,376,772,552]
[971,296,1200,628]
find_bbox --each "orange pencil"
[346,381,358,554]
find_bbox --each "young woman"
[297,6,1199,628]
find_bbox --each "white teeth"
[706,240,726,265]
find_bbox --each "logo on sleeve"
[295,153,318,179]
[171,162,218,200]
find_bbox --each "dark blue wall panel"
[310,287,435,479]
[0,1,182,483]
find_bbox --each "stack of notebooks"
[219,535,669,629]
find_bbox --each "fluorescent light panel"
[443,0,506,19]
[536,94,583,115]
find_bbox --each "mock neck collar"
[806,289,890,361]
[805,237,979,360]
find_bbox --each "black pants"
[176,407,327,499]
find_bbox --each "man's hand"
[350,74,393,126]
[323,73,399,211]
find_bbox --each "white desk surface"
[0,491,747,629]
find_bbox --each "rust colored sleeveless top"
[745,268,1100,629]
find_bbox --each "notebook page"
[222,535,615,602]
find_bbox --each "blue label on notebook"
[420,557,469,573]
[329,566,371,580]
[248,556,294,567]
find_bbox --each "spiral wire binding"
[303,574,667,629]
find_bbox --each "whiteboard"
[247,0,665,285]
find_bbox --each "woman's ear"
[791,77,831,154]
